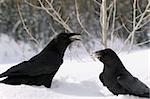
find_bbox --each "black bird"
[0,33,81,88]
[94,48,150,98]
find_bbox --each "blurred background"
[0,0,149,63]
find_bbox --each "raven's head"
[55,33,81,43]
[93,48,122,67]
[46,33,81,58]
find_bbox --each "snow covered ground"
[0,34,149,99]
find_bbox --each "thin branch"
[50,0,54,4]
[94,10,100,16]
[25,0,46,10]
[57,6,62,14]
[126,18,135,24]
[37,0,61,23]
[123,1,150,48]
[17,3,40,45]
[138,19,150,29]
[135,10,150,20]
[120,0,150,50]
[74,0,99,59]
[136,40,150,46]
[38,0,73,32]
[122,24,132,33]
[114,25,123,32]
[75,0,105,48]
[93,0,113,11]
[137,0,142,14]
[136,14,142,20]
[130,0,137,49]
[107,2,113,11]
[74,0,91,36]
[45,0,73,32]
[12,20,22,34]
[64,16,70,24]
[107,2,113,31]
[93,0,101,6]
[143,13,150,20]
[133,0,137,31]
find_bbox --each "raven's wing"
[0,53,63,77]
[117,75,150,95]
[0,61,56,77]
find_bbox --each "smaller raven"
[94,48,150,98]
[0,33,81,88]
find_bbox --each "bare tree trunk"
[100,0,108,48]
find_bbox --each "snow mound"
[0,34,149,99]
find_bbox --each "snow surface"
[0,34,150,99]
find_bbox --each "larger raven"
[0,33,81,88]
[94,48,150,98]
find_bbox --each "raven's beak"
[69,33,81,41]
[91,51,102,59]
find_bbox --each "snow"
[0,34,37,64]
[0,34,150,99]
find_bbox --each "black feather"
[95,48,150,98]
[0,33,80,88]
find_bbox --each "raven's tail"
[146,88,150,98]
[142,93,150,98]
[0,75,53,88]
[0,74,4,78]
[148,89,150,98]
[0,72,7,78]
[0,77,22,85]
[138,90,150,98]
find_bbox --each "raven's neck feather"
[41,39,70,58]
[104,59,126,74]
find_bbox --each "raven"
[0,33,81,88]
[94,48,150,98]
